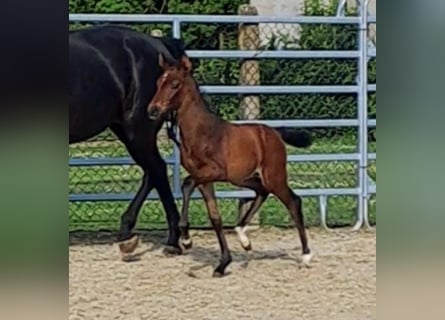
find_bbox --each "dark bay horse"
[69,25,187,256]
[147,54,313,277]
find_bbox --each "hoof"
[121,253,141,263]
[117,235,139,255]
[212,261,230,278]
[181,237,193,250]
[162,245,182,256]
[212,270,225,278]
[235,226,251,251]
[301,252,313,267]
[242,241,252,251]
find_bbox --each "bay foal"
[148,54,313,276]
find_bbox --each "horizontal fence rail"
[69,188,363,202]
[199,85,376,94]
[231,119,376,127]
[70,13,374,24]
[69,153,376,167]
[186,50,376,59]
[69,8,376,230]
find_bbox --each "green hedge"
[69,0,376,138]
[256,1,376,137]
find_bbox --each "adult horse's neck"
[176,77,224,144]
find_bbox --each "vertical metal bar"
[362,0,372,229]
[172,19,182,198]
[319,195,331,230]
[353,0,369,231]
[336,0,347,17]
[361,0,370,229]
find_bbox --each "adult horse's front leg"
[149,152,182,255]
[110,125,155,256]
[234,177,269,251]
[111,124,181,257]
[117,171,154,255]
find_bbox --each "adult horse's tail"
[274,127,313,148]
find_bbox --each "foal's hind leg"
[272,185,312,266]
[234,177,269,250]
[198,183,232,277]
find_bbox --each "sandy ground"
[69,227,376,320]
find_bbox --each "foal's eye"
[171,80,180,89]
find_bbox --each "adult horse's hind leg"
[111,124,181,256]
[198,183,232,277]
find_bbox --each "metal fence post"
[237,4,261,226]
[353,0,369,231]
[172,19,182,198]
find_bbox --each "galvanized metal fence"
[69,0,376,231]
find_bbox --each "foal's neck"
[177,77,224,143]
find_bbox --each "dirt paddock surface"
[69,227,376,320]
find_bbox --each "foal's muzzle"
[147,106,161,120]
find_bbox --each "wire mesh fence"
[69,135,376,230]
[69,4,376,231]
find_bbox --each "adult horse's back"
[69,26,185,255]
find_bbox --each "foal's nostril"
[148,107,160,119]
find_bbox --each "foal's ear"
[158,53,167,70]
[180,55,193,73]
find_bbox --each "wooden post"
[238,5,260,119]
[237,5,261,227]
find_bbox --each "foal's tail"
[274,127,313,148]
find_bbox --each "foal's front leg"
[234,177,269,251]
[179,175,197,249]
[198,183,232,277]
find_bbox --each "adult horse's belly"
[69,41,123,143]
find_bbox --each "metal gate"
[69,0,376,230]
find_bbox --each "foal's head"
[147,53,193,120]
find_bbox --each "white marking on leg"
[181,237,192,247]
[301,252,313,266]
[235,226,251,249]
